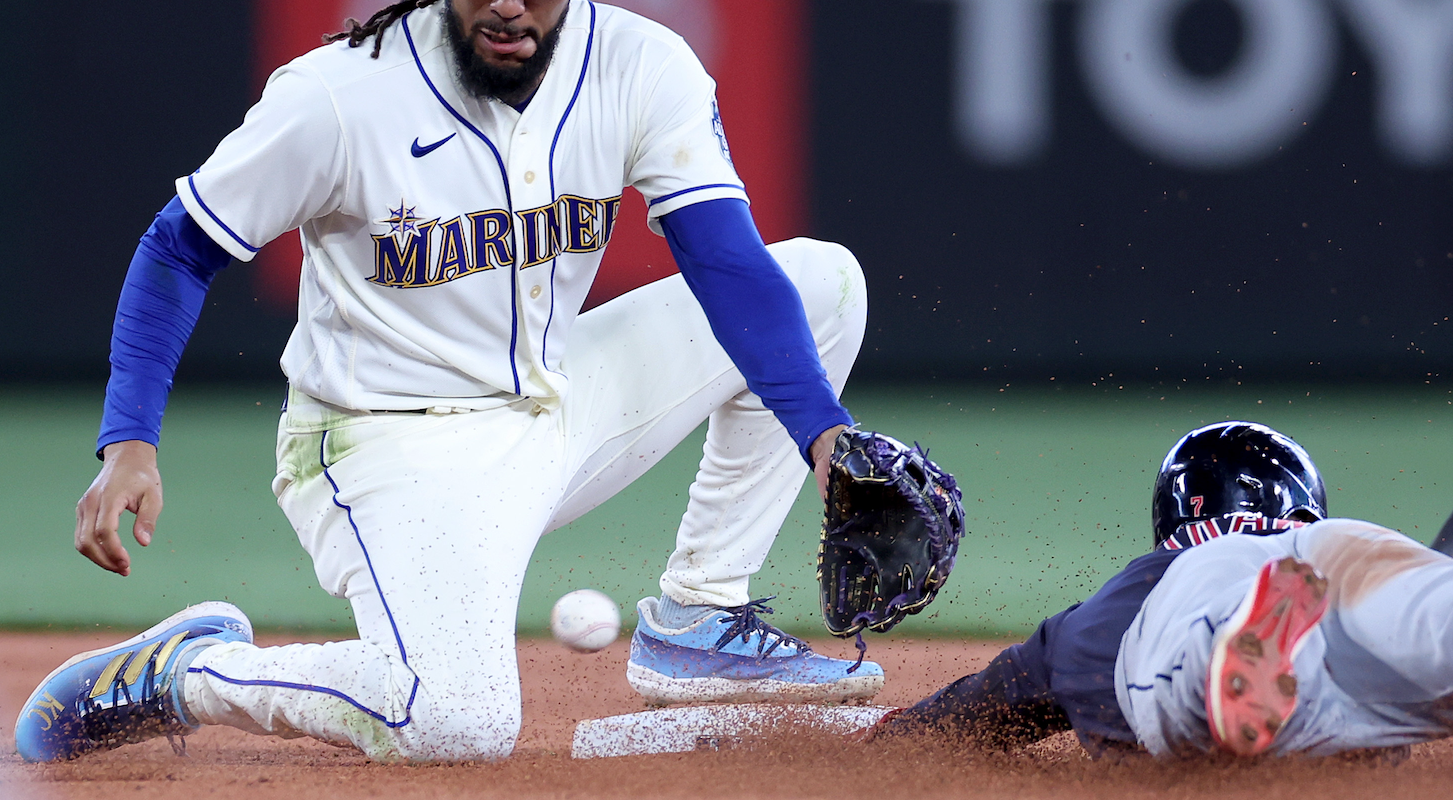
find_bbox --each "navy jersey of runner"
[886,546,1185,755]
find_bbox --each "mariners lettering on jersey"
[369,195,624,288]
[1161,513,1310,551]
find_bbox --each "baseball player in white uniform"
[16,0,883,763]
[873,422,1453,760]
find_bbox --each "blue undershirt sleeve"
[660,199,853,464]
[883,547,1187,756]
[883,612,1073,749]
[97,195,234,456]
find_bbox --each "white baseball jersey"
[177,0,747,411]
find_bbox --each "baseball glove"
[817,429,965,637]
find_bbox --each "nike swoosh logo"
[411,133,457,158]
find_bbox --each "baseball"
[550,589,621,653]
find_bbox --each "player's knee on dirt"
[393,696,521,763]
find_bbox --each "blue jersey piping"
[402,12,522,395]
[541,1,597,369]
[185,175,260,253]
[648,183,746,207]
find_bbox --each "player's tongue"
[478,27,535,58]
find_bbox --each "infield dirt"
[1,631,1449,799]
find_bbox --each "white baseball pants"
[1117,518,1453,757]
[180,238,867,761]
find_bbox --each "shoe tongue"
[655,596,714,629]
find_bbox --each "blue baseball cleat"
[14,601,253,762]
[627,597,884,704]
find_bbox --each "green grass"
[2,382,1450,638]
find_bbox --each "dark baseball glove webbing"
[818,429,965,644]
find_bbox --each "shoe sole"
[15,601,253,760]
[626,661,885,705]
[1206,557,1328,756]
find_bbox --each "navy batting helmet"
[1152,421,1327,548]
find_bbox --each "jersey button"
[530,285,543,299]
[524,171,536,184]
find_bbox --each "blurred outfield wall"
[1,1,1449,385]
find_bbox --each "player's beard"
[443,4,570,105]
